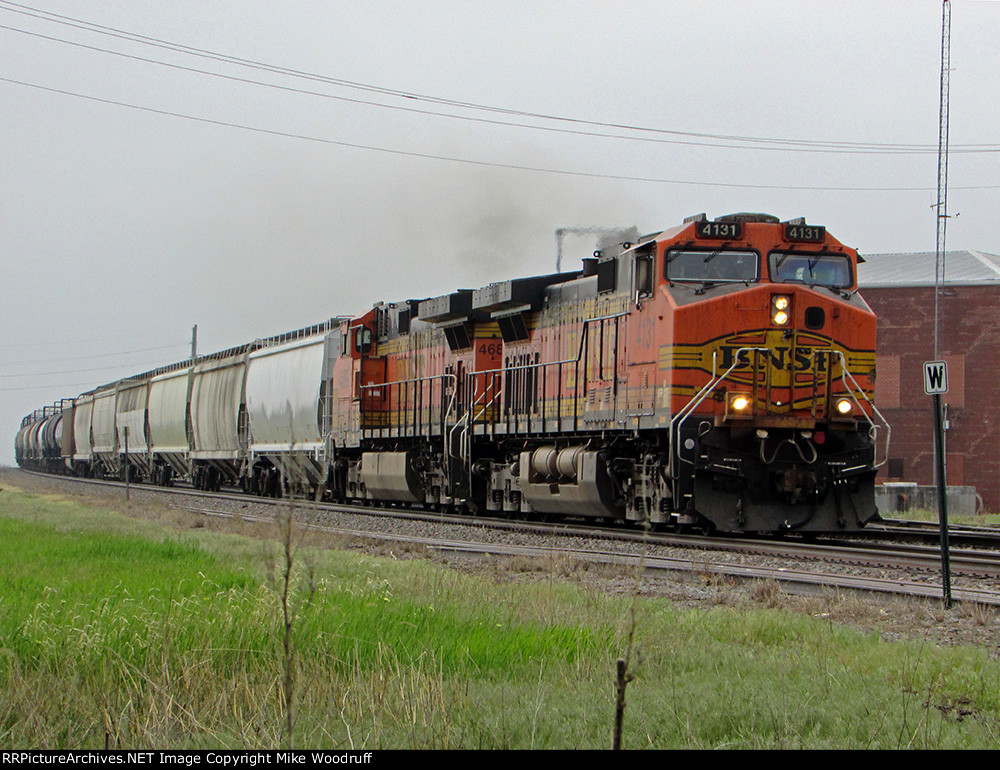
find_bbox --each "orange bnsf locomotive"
[17,213,887,534]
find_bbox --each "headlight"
[771,295,791,326]
[835,398,854,416]
[730,394,751,413]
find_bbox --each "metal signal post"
[925,360,952,608]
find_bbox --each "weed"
[750,578,786,608]
[692,552,729,588]
[957,601,996,627]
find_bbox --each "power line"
[4,75,998,193]
[0,357,188,379]
[0,331,184,349]
[2,1,996,156]
[5,20,975,157]
[5,343,188,366]
[1,381,116,393]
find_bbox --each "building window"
[876,355,900,409]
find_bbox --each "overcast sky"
[3,0,998,465]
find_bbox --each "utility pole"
[124,426,130,502]
[931,0,952,609]
[934,0,951,361]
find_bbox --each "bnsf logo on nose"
[718,345,829,372]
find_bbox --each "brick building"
[858,250,1000,512]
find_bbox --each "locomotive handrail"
[469,372,502,426]
[784,346,890,469]
[452,373,503,487]
[472,308,631,432]
[830,350,891,469]
[669,346,768,475]
[450,378,484,465]
[359,371,458,435]
[473,309,631,381]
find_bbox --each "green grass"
[1,482,999,749]
[895,508,1000,527]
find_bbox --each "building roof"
[858,250,1000,287]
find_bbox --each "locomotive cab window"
[664,249,758,284]
[353,327,372,354]
[768,252,852,289]
[635,253,654,298]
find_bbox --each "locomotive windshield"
[664,249,758,283]
[768,252,852,289]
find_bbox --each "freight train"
[15,213,889,533]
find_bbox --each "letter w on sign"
[923,361,949,395]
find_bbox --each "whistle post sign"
[923,361,949,395]
[924,358,952,608]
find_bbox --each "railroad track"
[11,469,1000,606]
[867,517,1000,549]
[169,502,1000,606]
